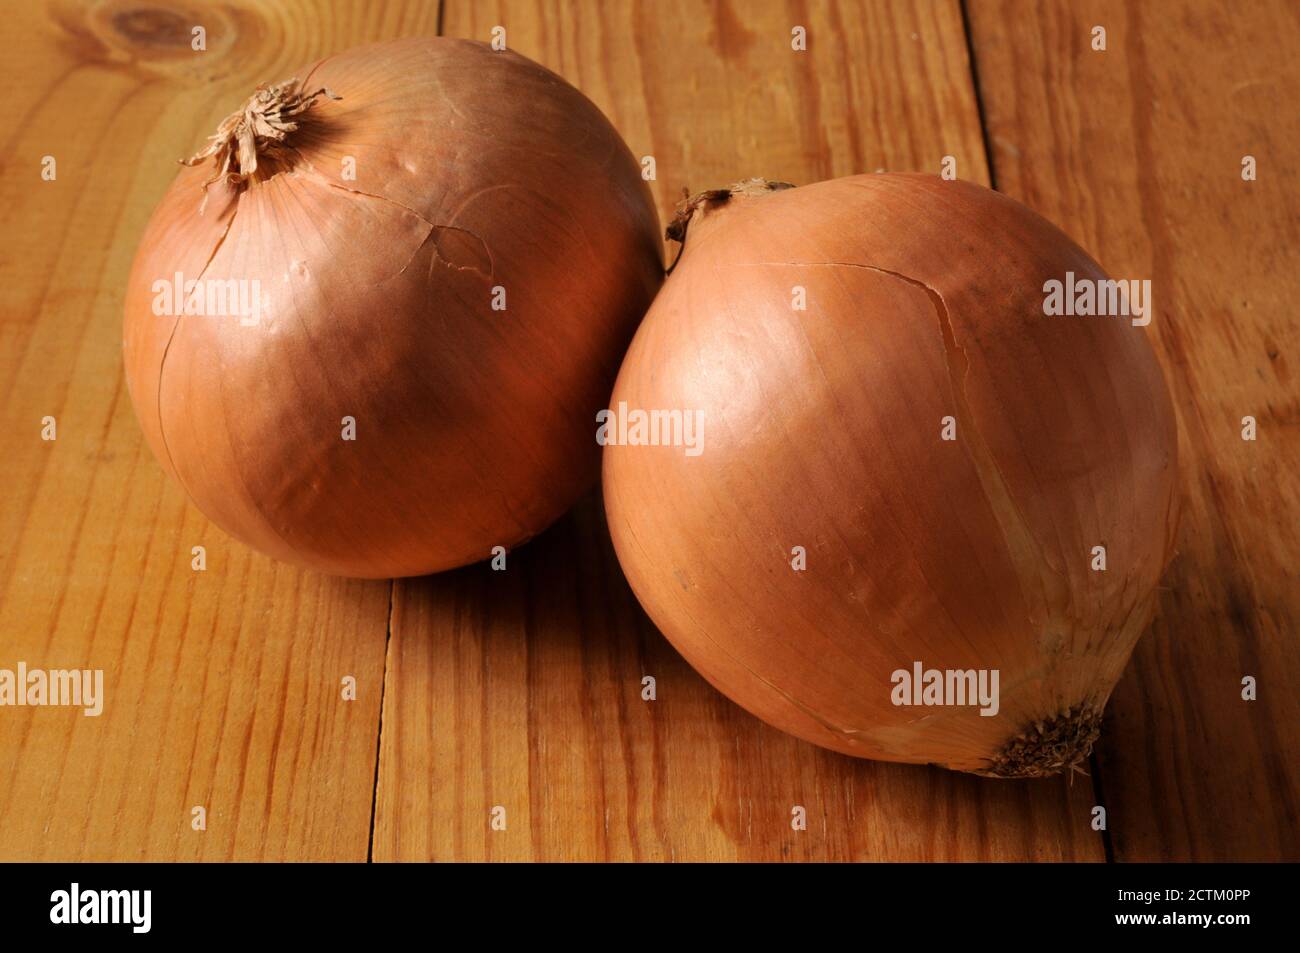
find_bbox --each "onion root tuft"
[978,706,1104,779]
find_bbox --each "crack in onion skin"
[602,173,1179,776]
[123,38,662,578]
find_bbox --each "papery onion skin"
[603,174,1179,777]
[124,38,662,578]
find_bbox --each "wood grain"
[967,0,1300,860]
[371,0,1105,861]
[0,0,443,861]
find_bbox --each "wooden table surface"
[1,0,1295,862]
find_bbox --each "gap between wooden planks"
[370,0,1102,862]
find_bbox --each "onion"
[124,38,661,578]
[603,175,1179,777]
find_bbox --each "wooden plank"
[0,0,443,860]
[967,0,1300,860]
[373,0,1104,861]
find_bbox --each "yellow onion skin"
[124,38,661,578]
[603,174,1179,776]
